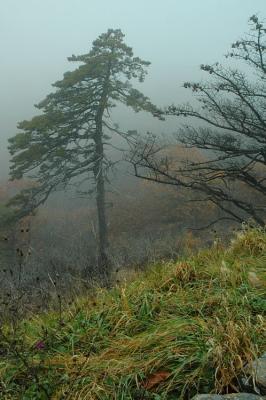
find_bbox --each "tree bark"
[94,117,109,281]
[93,63,111,283]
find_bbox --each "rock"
[249,353,266,394]
[237,353,266,395]
[192,394,266,400]
[192,354,266,400]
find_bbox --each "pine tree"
[8,29,158,279]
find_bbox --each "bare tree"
[130,15,266,227]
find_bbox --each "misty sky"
[1,0,266,180]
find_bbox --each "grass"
[0,227,265,399]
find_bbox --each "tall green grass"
[0,227,265,399]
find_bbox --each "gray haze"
[1,0,266,180]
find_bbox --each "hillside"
[0,227,265,399]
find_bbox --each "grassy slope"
[0,228,265,399]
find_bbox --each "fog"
[1,0,265,179]
[1,4,266,396]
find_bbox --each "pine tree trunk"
[94,64,111,284]
[94,122,109,283]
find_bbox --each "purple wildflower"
[35,340,45,350]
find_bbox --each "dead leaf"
[143,371,171,390]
